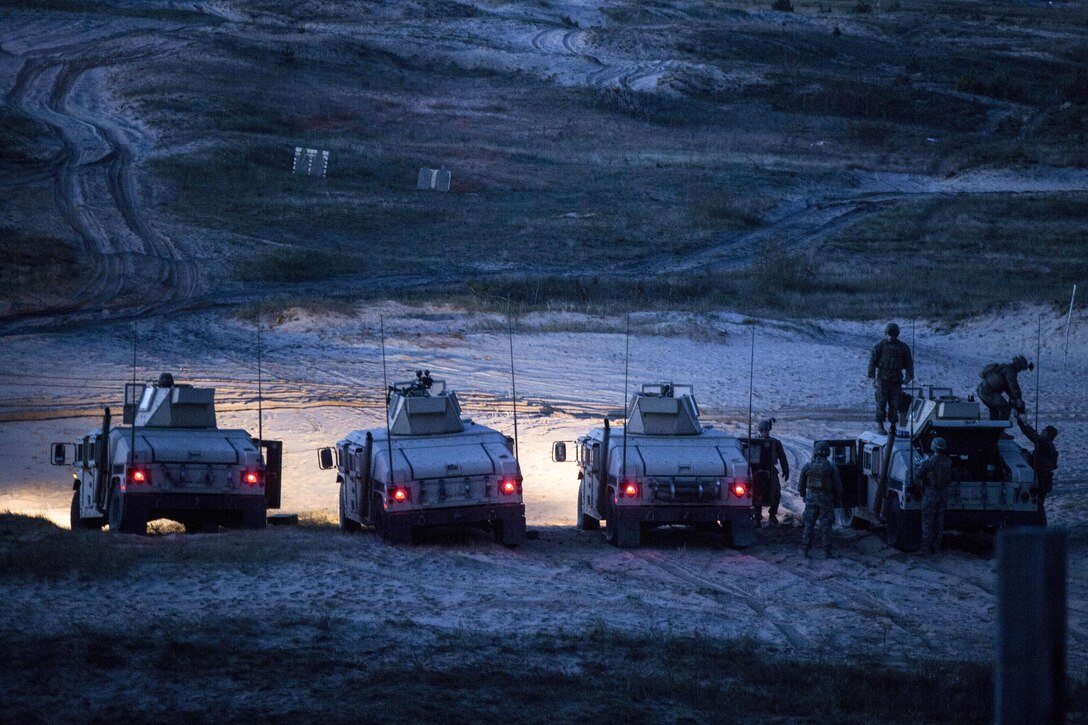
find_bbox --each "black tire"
[339,481,361,533]
[885,494,921,552]
[835,507,871,530]
[576,482,600,531]
[70,487,104,531]
[107,482,146,535]
[184,516,218,534]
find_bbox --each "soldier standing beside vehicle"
[867,323,914,436]
[752,418,789,527]
[917,437,953,555]
[1014,413,1058,513]
[977,356,1033,420]
[798,441,843,559]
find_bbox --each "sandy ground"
[1,304,1085,678]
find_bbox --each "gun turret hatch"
[387,376,464,435]
[131,374,217,428]
[625,382,702,436]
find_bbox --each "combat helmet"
[814,441,831,457]
[930,437,948,453]
[885,322,900,337]
[1044,425,1058,440]
[758,417,776,433]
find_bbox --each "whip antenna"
[380,316,395,484]
[257,310,264,449]
[130,318,138,465]
[747,325,755,483]
[507,313,520,459]
[1036,314,1042,430]
[622,312,631,484]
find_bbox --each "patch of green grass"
[4,616,1068,723]
[0,229,79,306]
[237,247,366,283]
[0,513,331,580]
[0,107,60,166]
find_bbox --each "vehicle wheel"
[835,507,870,530]
[70,487,104,531]
[608,509,640,548]
[884,495,921,552]
[339,481,361,533]
[184,516,218,534]
[107,483,145,535]
[576,483,599,531]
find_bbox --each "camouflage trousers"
[976,384,1012,421]
[801,491,835,551]
[921,488,948,554]
[875,379,903,424]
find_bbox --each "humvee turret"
[320,373,526,546]
[553,383,754,548]
[52,373,282,534]
[834,384,1041,551]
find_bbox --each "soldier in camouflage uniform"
[751,418,790,527]
[799,441,843,558]
[977,356,1032,421]
[867,323,914,436]
[1015,413,1058,512]
[917,437,953,555]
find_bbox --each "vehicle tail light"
[732,482,747,498]
[500,479,518,495]
[390,487,410,503]
[622,482,639,498]
[127,468,150,485]
[241,470,263,486]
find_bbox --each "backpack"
[805,459,833,492]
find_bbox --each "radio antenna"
[1035,314,1042,430]
[622,312,631,485]
[380,316,395,484]
[507,313,520,460]
[746,325,755,483]
[257,310,264,449]
[130,318,138,465]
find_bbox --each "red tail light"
[391,487,409,503]
[732,482,747,498]
[623,482,639,497]
[501,479,518,495]
[127,468,149,485]
[241,470,262,486]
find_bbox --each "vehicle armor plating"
[52,373,282,534]
[320,372,526,546]
[554,382,754,548]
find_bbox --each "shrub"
[771,0,794,11]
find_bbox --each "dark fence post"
[996,528,1066,725]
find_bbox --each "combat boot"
[876,422,888,435]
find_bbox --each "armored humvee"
[319,373,526,546]
[553,383,754,548]
[52,373,282,534]
[834,384,1041,551]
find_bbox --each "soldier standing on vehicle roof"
[752,418,789,527]
[977,356,1032,421]
[1014,413,1058,513]
[867,322,914,436]
[799,441,843,559]
[917,437,953,555]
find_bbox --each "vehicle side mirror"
[317,447,335,471]
[551,441,567,463]
[122,403,135,425]
[50,442,70,466]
